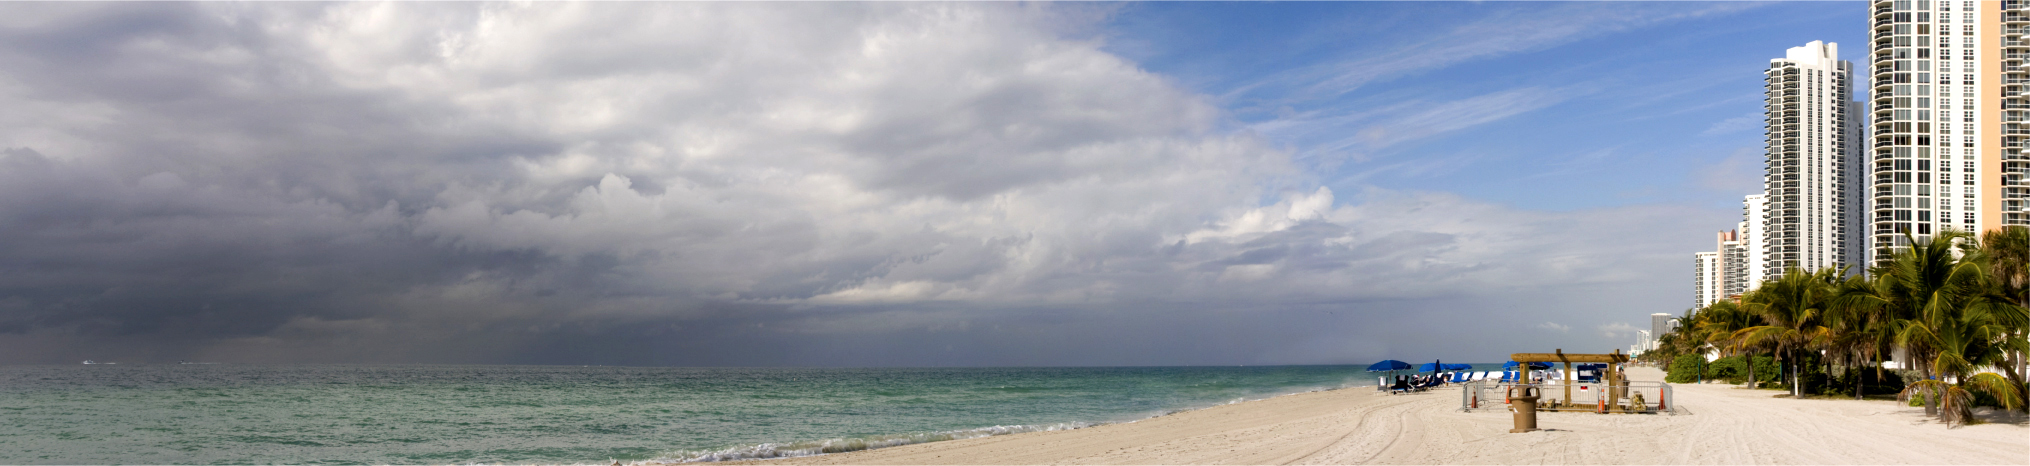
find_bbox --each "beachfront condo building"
[1693,251,1718,308]
[1741,194,1770,282]
[1692,229,1751,308]
[1765,41,1864,276]
[1651,312,1676,338]
[1866,0,2027,263]
[1692,192,1773,309]
[1695,41,1865,309]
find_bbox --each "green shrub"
[1753,356,1781,384]
[1664,354,1707,383]
[1704,355,1781,385]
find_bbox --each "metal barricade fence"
[1458,379,1675,414]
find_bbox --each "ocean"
[0,363,1488,464]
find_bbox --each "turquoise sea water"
[0,364,1491,464]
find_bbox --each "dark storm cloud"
[0,2,1716,365]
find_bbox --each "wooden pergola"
[1509,348,1632,412]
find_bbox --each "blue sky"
[1107,1,1862,212]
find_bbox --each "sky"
[0,2,1864,366]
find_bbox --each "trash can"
[1509,386,1540,433]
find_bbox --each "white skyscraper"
[1866,0,2019,262]
[1764,41,1861,277]
[1694,251,1718,309]
[1741,194,1769,284]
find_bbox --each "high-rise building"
[1866,0,2021,262]
[1693,230,1750,309]
[1694,251,1719,308]
[1722,231,1750,294]
[1764,41,1863,276]
[1742,194,1770,282]
[1652,312,1677,338]
[2006,3,2030,226]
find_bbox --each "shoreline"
[719,367,2026,465]
[653,382,1377,463]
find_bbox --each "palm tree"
[1975,226,2029,414]
[1864,230,2027,425]
[1698,300,1762,387]
[1649,308,1709,375]
[1893,277,2025,426]
[1668,310,1708,371]
[1853,230,1963,416]
[1736,266,1842,397]
[1828,272,1896,400]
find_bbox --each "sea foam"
[651,422,1095,463]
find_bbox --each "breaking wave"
[648,423,1097,463]
[636,383,1365,464]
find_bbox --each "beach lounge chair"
[1388,376,1412,394]
[1451,372,1470,383]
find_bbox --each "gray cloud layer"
[0,3,1715,365]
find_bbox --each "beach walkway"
[752,368,2027,465]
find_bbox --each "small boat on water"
[81,360,116,365]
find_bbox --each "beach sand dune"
[750,368,2027,465]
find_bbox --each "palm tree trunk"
[2009,328,2028,415]
[1782,351,1795,396]
[1921,368,1938,417]
[1792,359,1802,397]
[1872,359,1885,401]
[1746,352,1757,389]
[1793,353,1802,397]
[2010,331,2028,415]
[1786,354,1802,395]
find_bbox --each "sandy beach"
[748,368,2027,465]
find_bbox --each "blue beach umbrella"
[1366,360,1413,372]
[1367,360,1412,386]
[1417,361,1473,372]
[1504,361,1549,382]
